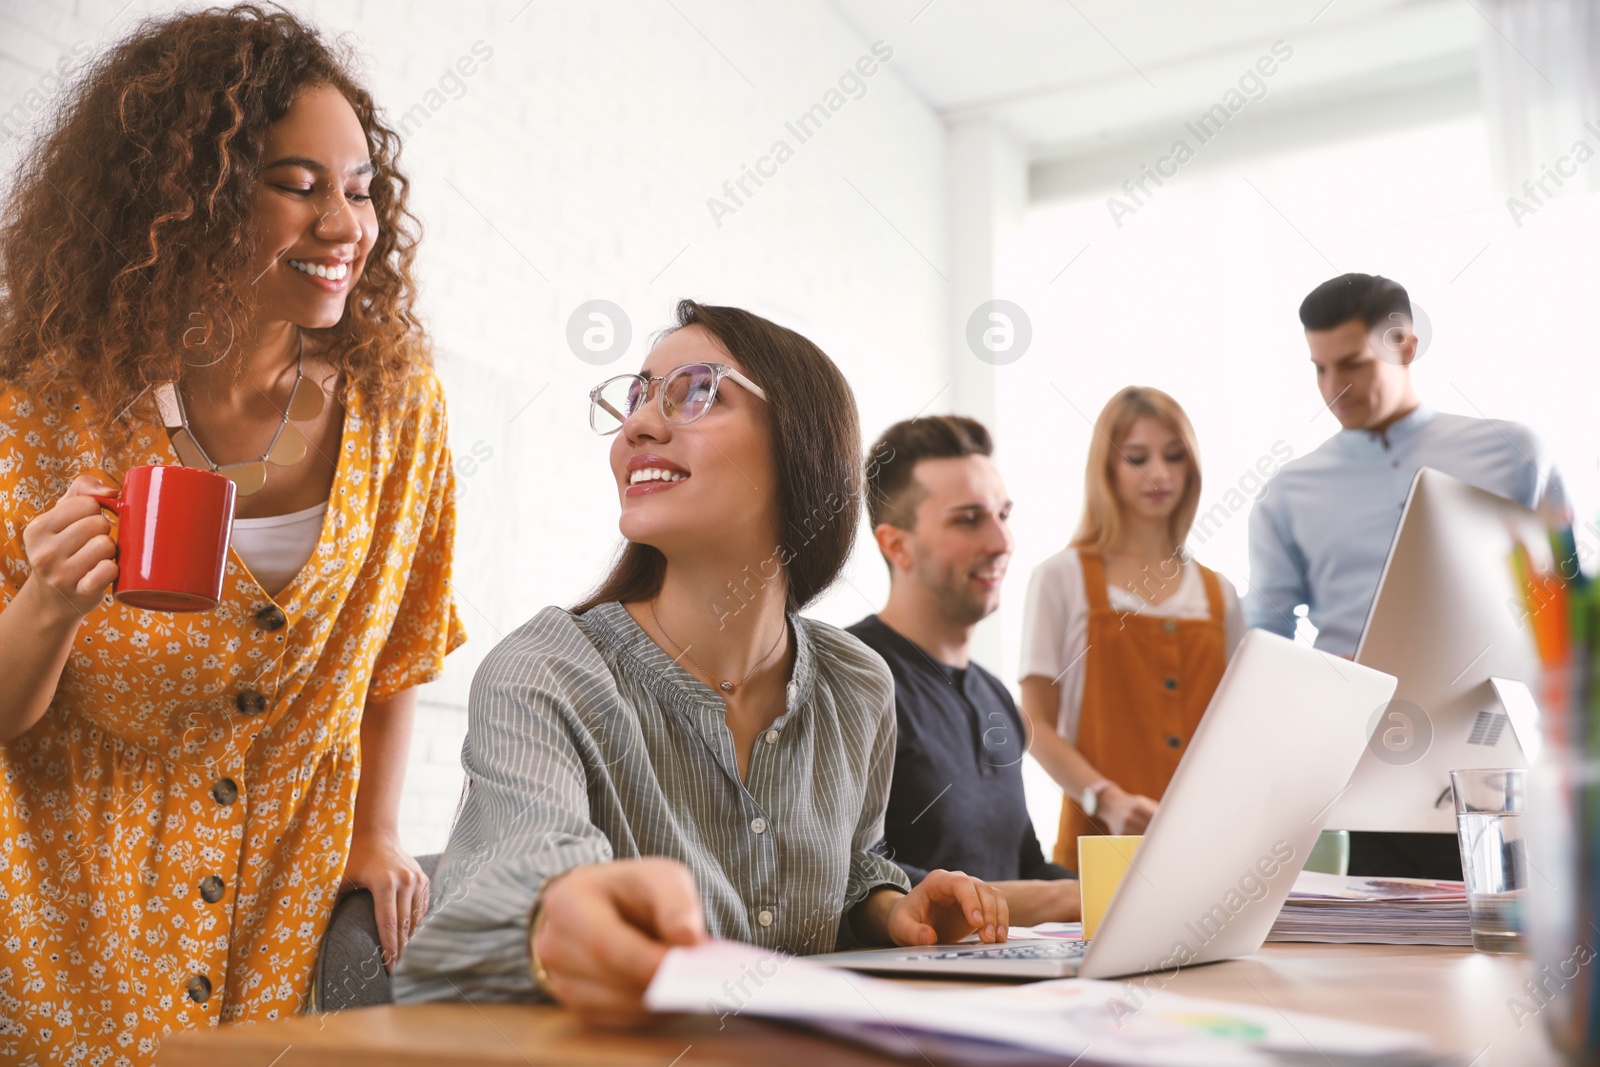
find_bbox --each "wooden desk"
[159,944,1565,1066]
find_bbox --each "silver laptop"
[810,629,1397,980]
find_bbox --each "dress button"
[758,909,774,927]
[234,690,267,716]
[750,817,768,835]
[1161,620,1178,634]
[786,681,798,704]
[1166,734,1182,749]
[211,779,239,805]
[199,876,226,904]
[185,974,212,1004]
[764,730,779,745]
[254,604,287,632]
[1163,677,1178,691]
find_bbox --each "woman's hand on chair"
[533,858,707,1028]
[339,829,429,972]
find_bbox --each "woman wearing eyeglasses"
[395,301,1009,1024]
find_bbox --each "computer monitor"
[1326,467,1551,834]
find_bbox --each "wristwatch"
[1081,779,1113,818]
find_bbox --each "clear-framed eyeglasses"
[588,361,768,436]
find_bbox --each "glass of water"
[1450,767,1528,954]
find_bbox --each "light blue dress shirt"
[1245,406,1567,657]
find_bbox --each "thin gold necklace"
[649,598,787,694]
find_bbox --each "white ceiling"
[830,0,1483,199]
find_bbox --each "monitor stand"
[1347,678,1536,880]
[1487,675,1541,763]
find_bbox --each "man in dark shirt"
[849,416,1079,926]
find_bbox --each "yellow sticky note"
[1077,835,1143,940]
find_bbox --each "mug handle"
[83,493,123,574]
[80,475,124,572]
[89,493,125,516]
[88,491,125,548]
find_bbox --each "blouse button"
[1163,677,1178,691]
[786,681,798,704]
[1162,620,1178,634]
[185,974,212,1004]
[758,909,774,927]
[234,690,267,716]
[211,779,239,806]
[750,817,768,835]
[198,876,226,904]
[254,605,287,632]
[764,730,780,745]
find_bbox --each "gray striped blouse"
[393,600,910,1003]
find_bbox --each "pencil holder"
[1526,756,1600,1064]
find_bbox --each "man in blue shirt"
[1246,272,1567,876]
[1247,273,1568,654]
[848,416,1080,926]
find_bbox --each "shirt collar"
[857,614,967,686]
[580,600,812,710]
[1341,404,1435,450]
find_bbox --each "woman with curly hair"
[0,5,463,1058]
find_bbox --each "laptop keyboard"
[902,940,1090,961]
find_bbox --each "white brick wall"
[1,0,949,857]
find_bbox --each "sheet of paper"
[1287,871,1466,902]
[645,940,1434,1066]
[1005,921,1084,940]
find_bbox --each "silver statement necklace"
[154,330,326,497]
[650,598,787,694]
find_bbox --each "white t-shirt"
[230,501,328,598]
[1019,546,1244,744]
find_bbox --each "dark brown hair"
[864,415,993,531]
[574,300,862,615]
[0,3,426,433]
[1298,272,1411,332]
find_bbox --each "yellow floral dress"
[0,372,465,1064]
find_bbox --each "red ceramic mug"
[92,465,237,612]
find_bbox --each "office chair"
[310,852,441,1011]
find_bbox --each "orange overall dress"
[1053,551,1230,867]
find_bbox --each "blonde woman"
[1018,387,1243,867]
